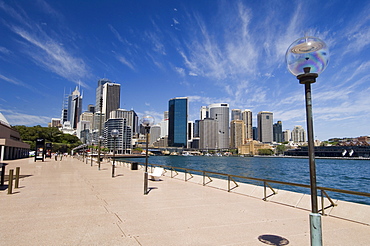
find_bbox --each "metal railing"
[117,160,370,215]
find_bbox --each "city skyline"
[0,0,369,141]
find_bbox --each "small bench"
[148,167,164,181]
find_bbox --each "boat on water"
[182,152,193,156]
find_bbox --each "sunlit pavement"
[1,157,369,245]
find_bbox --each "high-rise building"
[291,125,306,143]
[188,121,194,142]
[149,125,161,145]
[231,109,242,121]
[61,91,69,124]
[87,104,95,113]
[67,86,83,129]
[199,118,218,150]
[242,109,253,141]
[209,103,229,149]
[110,109,139,135]
[193,120,200,138]
[253,126,258,140]
[257,111,273,143]
[230,120,245,148]
[273,121,283,143]
[168,97,188,147]
[102,82,120,121]
[104,118,132,154]
[200,106,208,120]
[77,120,90,143]
[283,130,291,142]
[80,112,94,128]
[96,78,110,109]
[159,111,169,138]
[50,118,61,128]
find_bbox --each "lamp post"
[111,129,119,178]
[91,140,95,166]
[286,36,329,246]
[97,97,103,170]
[140,115,154,195]
[98,135,104,170]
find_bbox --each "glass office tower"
[168,97,188,147]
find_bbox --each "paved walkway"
[1,157,369,245]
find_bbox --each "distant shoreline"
[253,155,370,160]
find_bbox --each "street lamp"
[140,115,154,195]
[286,36,329,246]
[91,140,96,167]
[98,135,104,170]
[97,96,103,170]
[111,129,119,178]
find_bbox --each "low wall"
[119,161,370,225]
[160,166,370,225]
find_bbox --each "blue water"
[119,156,370,205]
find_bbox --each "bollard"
[8,169,14,195]
[15,167,20,188]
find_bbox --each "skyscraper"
[257,111,273,143]
[209,103,229,149]
[110,109,139,135]
[283,130,291,142]
[200,106,208,120]
[242,109,253,141]
[67,86,83,129]
[102,82,120,121]
[159,111,169,138]
[230,120,245,148]
[96,78,110,109]
[273,121,283,143]
[104,118,132,154]
[168,97,188,147]
[291,125,306,143]
[199,118,218,150]
[231,109,242,121]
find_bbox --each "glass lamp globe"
[140,115,154,127]
[286,36,329,76]
[111,129,119,138]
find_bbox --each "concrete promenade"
[1,157,369,245]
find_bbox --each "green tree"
[258,149,274,155]
[275,145,287,155]
[12,125,82,153]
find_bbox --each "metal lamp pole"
[91,140,95,166]
[144,125,150,194]
[286,36,329,246]
[97,97,103,170]
[111,129,119,178]
[140,115,154,195]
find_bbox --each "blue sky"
[0,0,369,141]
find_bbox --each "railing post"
[8,169,13,195]
[203,171,205,186]
[15,167,20,189]
[321,190,324,215]
[228,175,230,192]
[263,181,267,201]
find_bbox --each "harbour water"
[120,155,370,205]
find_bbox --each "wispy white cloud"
[174,67,185,76]
[116,54,136,71]
[0,74,25,86]
[1,1,91,88]
[0,46,11,55]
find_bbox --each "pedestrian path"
[1,157,369,245]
